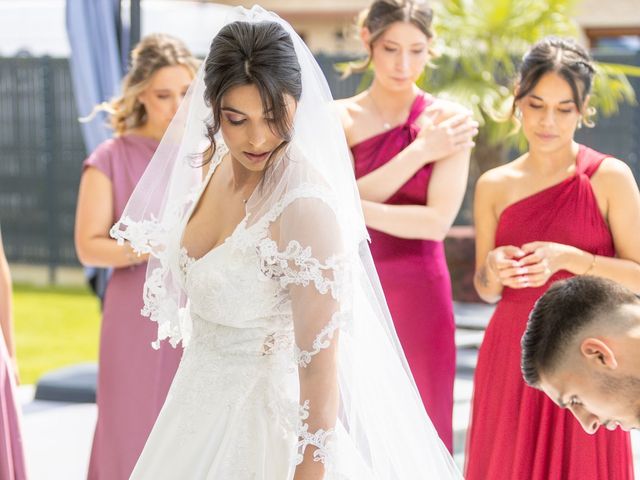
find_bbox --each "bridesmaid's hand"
[411,108,478,163]
[514,241,573,287]
[486,245,527,288]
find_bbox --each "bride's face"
[219,84,296,173]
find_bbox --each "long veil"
[111,4,462,478]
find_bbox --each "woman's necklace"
[368,92,392,130]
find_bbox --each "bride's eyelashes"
[224,114,246,126]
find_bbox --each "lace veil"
[111,5,461,478]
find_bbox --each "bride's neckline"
[179,145,249,264]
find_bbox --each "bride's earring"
[514,107,522,120]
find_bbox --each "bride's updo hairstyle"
[513,37,597,127]
[345,0,436,76]
[202,21,302,164]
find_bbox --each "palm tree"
[417,0,640,223]
[423,0,640,169]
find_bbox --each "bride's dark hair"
[202,21,302,164]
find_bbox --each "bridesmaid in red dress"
[337,0,478,451]
[467,37,639,479]
[75,35,199,480]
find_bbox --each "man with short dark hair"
[522,276,640,433]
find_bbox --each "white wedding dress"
[130,148,368,479]
[119,7,462,479]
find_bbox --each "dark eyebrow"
[222,106,277,117]
[529,94,575,105]
[383,39,427,47]
[221,106,246,115]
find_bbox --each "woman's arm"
[472,171,528,303]
[356,102,477,203]
[268,198,343,480]
[75,168,148,268]
[360,140,471,241]
[292,279,340,480]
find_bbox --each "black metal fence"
[0,56,86,280]
[0,52,638,279]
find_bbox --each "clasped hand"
[487,241,570,289]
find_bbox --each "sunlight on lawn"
[13,284,101,385]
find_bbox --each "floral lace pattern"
[141,266,185,348]
[110,214,168,256]
[262,330,295,356]
[295,310,347,368]
[295,401,335,466]
[178,246,196,280]
[257,238,342,296]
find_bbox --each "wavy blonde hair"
[84,34,199,136]
[344,0,437,77]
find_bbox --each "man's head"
[522,276,640,433]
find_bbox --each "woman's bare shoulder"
[476,155,525,191]
[427,96,472,119]
[334,93,371,144]
[334,94,368,126]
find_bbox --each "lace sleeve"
[257,194,349,473]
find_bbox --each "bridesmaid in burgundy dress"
[337,0,477,451]
[467,38,639,479]
[74,35,199,480]
[0,229,27,480]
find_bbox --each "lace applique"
[257,238,344,298]
[295,400,335,466]
[110,214,167,256]
[261,330,295,356]
[141,266,191,348]
[178,247,196,279]
[296,310,347,368]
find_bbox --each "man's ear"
[580,337,618,370]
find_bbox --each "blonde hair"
[344,0,437,77]
[83,34,199,136]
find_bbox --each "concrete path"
[16,300,640,478]
[17,376,640,479]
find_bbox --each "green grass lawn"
[13,283,101,385]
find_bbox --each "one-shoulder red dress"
[465,145,634,479]
[351,93,456,451]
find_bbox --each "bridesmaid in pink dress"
[74,35,199,480]
[337,0,478,451]
[467,38,639,479]
[0,228,27,480]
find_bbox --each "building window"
[585,27,640,52]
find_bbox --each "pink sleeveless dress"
[351,93,456,451]
[0,329,27,480]
[465,145,634,479]
[83,135,183,480]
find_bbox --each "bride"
[112,5,462,479]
